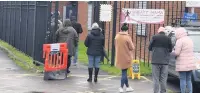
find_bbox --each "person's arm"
[84,35,90,47]
[148,37,154,51]
[174,40,182,56]
[78,23,83,34]
[168,38,173,52]
[127,36,135,51]
[74,30,78,47]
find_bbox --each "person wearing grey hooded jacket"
[56,19,78,73]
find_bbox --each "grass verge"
[0,40,43,73]
[0,39,152,76]
[78,41,152,76]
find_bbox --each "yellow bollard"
[129,60,140,80]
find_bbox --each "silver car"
[167,26,200,92]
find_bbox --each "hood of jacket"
[63,19,72,28]
[91,28,101,36]
[175,27,187,39]
[60,19,72,34]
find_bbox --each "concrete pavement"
[0,49,156,93]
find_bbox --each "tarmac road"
[0,50,155,93]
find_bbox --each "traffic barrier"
[43,43,68,80]
[128,60,141,79]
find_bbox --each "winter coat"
[174,27,196,71]
[55,19,78,56]
[149,32,173,65]
[84,28,104,56]
[115,32,135,69]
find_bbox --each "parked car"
[167,23,200,92]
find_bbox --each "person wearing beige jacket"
[115,23,135,93]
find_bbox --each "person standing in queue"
[115,23,134,93]
[173,27,196,93]
[149,27,173,93]
[70,16,83,66]
[56,19,78,74]
[84,22,104,83]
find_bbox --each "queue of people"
[149,26,196,93]
[54,16,196,93]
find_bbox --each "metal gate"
[92,1,188,66]
[0,1,49,64]
[0,1,78,65]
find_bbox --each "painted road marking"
[141,76,174,93]
[1,73,174,92]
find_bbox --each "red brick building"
[54,1,200,62]
[51,1,88,41]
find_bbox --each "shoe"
[119,88,124,93]
[126,87,134,92]
[87,68,93,82]
[73,63,77,66]
[67,70,70,74]
[94,68,99,83]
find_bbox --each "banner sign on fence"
[186,1,200,7]
[121,9,165,24]
[100,4,112,22]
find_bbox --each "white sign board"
[51,44,60,51]
[100,4,112,22]
[121,9,165,24]
[186,1,200,7]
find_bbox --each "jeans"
[73,35,79,64]
[179,71,193,93]
[88,55,101,68]
[152,64,168,93]
[121,69,129,88]
[73,46,78,64]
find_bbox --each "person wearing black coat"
[70,16,83,66]
[84,22,104,83]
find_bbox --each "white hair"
[164,26,174,36]
[92,22,99,29]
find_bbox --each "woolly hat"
[92,22,99,29]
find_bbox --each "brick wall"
[104,1,200,62]
[51,1,88,41]
[78,2,88,41]
[52,1,200,62]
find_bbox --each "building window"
[136,1,147,36]
[136,24,147,36]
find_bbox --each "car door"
[168,53,179,77]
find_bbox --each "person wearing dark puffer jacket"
[84,22,104,83]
